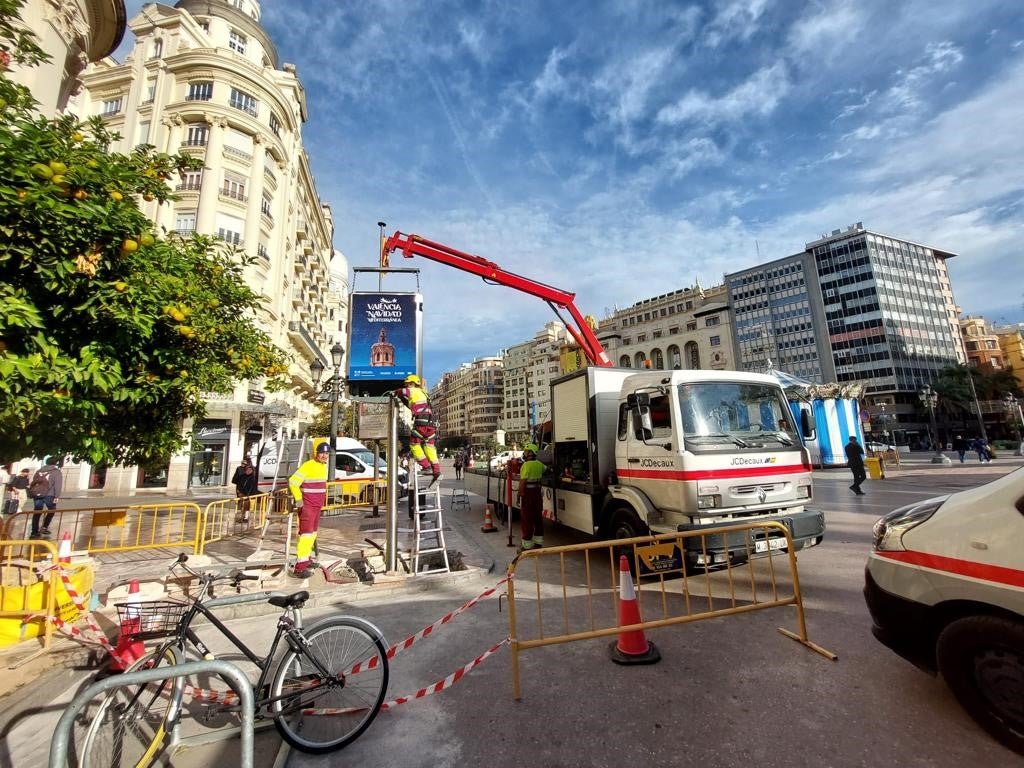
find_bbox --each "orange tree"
[0,2,288,465]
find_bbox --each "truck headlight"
[871,497,946,551]
[697,494,721,509]
[796,484,811,499]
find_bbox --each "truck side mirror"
[634,406,654,441]
[801,409,816,438]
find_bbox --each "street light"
[1004,393,1023,455]
[309,342,346,482]
[918,384,951,465]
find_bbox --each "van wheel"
[936,614,1024,756]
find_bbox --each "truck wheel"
[936,614,1024,756]
[607,507,646,541]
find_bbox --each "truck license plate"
[754,538,787,553]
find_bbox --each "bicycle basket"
[115,600,187,640]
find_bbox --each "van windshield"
[676,381,799,451]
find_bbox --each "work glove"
[290,499,303,514]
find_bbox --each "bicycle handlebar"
[170,553,259,589]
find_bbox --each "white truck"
[477,366,825,570]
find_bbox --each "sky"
[117,0,1024,388]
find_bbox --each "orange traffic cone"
[109,579,145,672]
[481,504,498,533]
[57,531,72,564]
[609,554,661,665]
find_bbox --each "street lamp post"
[918,385,951,465]
[1004,393,1023,456]
[309,342,346,482]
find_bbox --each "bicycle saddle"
[269,590,309,608]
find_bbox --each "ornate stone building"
[71,0,345,490]
[8,0,126,114]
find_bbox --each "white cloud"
[884,41,964,111]
[657,63,791,125]
[787,0,865,57]
[593,47,675,127]
[704,0,773,48]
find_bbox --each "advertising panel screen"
[348,292,421,396]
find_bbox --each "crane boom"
[381,231,612,367]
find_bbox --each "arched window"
[634,352,646,369]
[685,341,700,370]
[668,344,681,369]
[619,355,631,367]
[651,348,664,369]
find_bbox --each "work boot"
[428,473,443,488]
[290,563,313,579]
[518,539,535,553]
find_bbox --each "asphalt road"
[9,458,1023,767]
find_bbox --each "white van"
[864,466,1024,756]
[255,437,408,494]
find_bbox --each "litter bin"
[865,456,885,480]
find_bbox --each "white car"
[489,450,523,470]
[864,467,1024,755]
[865,441,896,453]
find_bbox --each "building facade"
[597,284,735,373]
[430,357,503,452]
[960,316,1005,371]
[72,0,343,490]
[995,324,1024,388]
[8,0,126,114]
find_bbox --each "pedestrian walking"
[393,374,442,487]
[4,468,30,515]
[287,442,330,579]
[28,457,63,537]
[453,450,464,480]
[232,458,258,524]
[517,443,547,550]
[972,437,991,463]
[953,435,967,463]
[844,436,866,496]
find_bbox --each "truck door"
[620,391,686,514]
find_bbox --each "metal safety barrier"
[1,502,204,557]
[49,659,255,768]
[321,478,389,515]
[505,520,836,699]
[0,539,61,651]
[198,492,274,552]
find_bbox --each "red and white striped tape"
[305,637,509,716]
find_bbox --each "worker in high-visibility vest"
[517,443,546,550]
[394,374,442,487]
[287,441,329,579]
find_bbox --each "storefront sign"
[247,390,266,404]
[194,420,230,442]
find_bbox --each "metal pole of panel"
[965,368,988,441]
[385,395,399,573]
[328,377,339,483]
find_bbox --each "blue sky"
[119,0,1024,388]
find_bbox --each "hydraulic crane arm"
[382,231,612,367]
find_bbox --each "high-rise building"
[73,0,343,490]
[430,357,503,452]
[728,224,964,393]
[8,0,126,114]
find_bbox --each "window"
[143,80,156,103]
[705,316,720,327]
[175,212,196,233]
[229,87,258,117]
[710,336,721,347]
[261,192,273,218]
[151,39,163,59]
[137,120,150,145]
[216,227,242,245]
[229,30,247,55]
[257,243,270,260]
[187,81,213,101]
[101,97,122,115]
[686,321,697,331]
[177,169,202,191]
[184,123,209,146]
[269,113,281,136]
[222,173,247,201]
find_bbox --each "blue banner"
[348,292,421,383]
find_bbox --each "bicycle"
[78,554,389,767]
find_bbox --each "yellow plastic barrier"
[0,539,91,650]
[865,456,885,480]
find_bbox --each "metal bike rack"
[49,659,255,768]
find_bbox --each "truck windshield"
[676,381,798,450]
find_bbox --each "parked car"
[865,441,896,454]
[489,450,523,470]
[864,467,1024,756]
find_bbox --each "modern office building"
[8,0,126,114]
[597,283,735,372]
[72,0,343,490]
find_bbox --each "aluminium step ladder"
[410,471,451,575]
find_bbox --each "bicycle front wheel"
[271,615,388,753]
[79,644,183,768]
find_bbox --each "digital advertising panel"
[347,292,422,397]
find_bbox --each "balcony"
[223,145,253,163]
[295,219,308,240]
[220,187,248,203]
[175,182,202,192]
[229,98,259,118]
